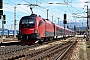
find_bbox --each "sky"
[0,0,90,30]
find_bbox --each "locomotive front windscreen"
[22,18,35,28]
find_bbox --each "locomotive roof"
[55,24,64,29]
[21,14,37,19]
[20,14,75,32]
[55,24,74,32]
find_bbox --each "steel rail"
[54,40,77,60]
[28,42,73,60]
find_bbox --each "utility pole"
[87,5,88,31]
[86,5,89,41]
[14,6,16,38]
[79,25,80,35]
[52,15,53,22]
[46,9,49,19]
[57,17,60,25]
[2,15,4,41]
[88,8,90,41]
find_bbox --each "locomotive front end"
[18,14,40,44]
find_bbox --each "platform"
[75,35,84,38]
[0,37,19,43]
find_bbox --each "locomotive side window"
[38,20,43,26]
[59,29,62,32]
[56,28,58,31]
[56,28,62,32]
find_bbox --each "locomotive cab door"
[38,20,45,38]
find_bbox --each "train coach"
[0,28,8,37]
[18,14,75,44]
[0,28,19,37]
[54,25,75,39]
[8,30,19,37]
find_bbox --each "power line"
[64,0,87,14]
[6,0,30,13]
[22,0,32,3]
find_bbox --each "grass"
[86,41,90,45]
[79,49,84,60]
[86,41,90,60]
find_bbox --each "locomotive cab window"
[38,20,43,26]
[22,18,36,28]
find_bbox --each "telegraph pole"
[14,6,16,38]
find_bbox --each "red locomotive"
[18,14,75,44]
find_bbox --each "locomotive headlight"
[27,36,28,40]
[19,30,21,34]
[21,35,22,38]
[34,29,38,33]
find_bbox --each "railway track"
[0,37,77,60]
[29,40,77,60]
[53,40,77,60]
[0,44,40,60]
[0,39,59,60]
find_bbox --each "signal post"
[0,0,6,43]
[63,13,67,40]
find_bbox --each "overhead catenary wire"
[19,0,63,24]
[64,0,87,13]
[21,0,79,20]
[4,0,33,20]
[4,0,87,27]
[3,0,30,30]
[6,0,30,13]
[21,0,64,22]
[36,1,67,20]
[38,0,86,20]
[5,0,88,18]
